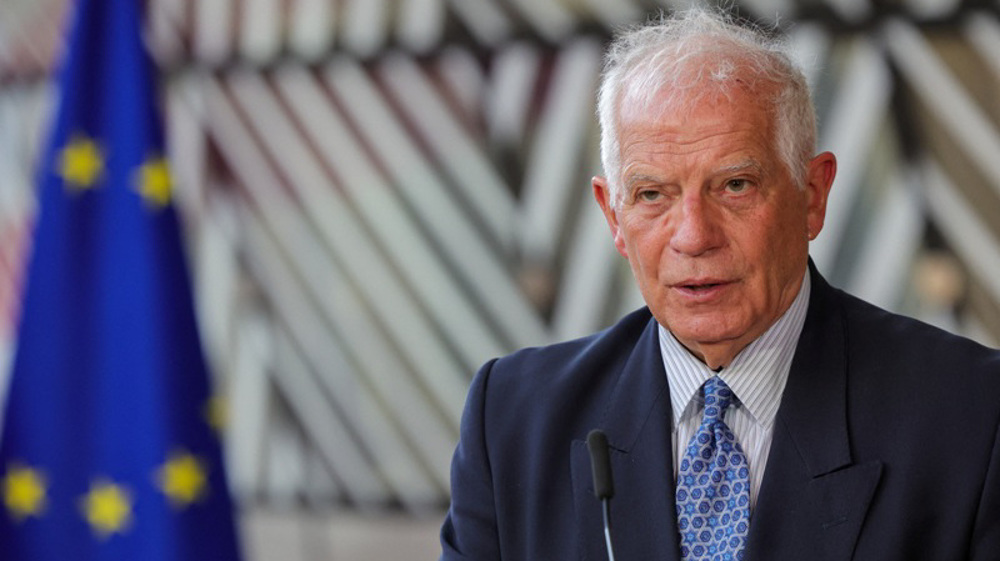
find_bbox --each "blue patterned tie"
[675,376,750,561]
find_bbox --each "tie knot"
[702,376,734,423]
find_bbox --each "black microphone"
[587,429,617,561]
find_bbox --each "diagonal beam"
[251,216,448,506]
[436,48,488,125]
[325,58,550,348]
[442,0,511,46]
[342,0,389,57]
[190,75,455,506]
[377,53,517,250]
[922,157,1000,307]
[240,0,283,63]
[484,42,541,156]
[194,0,234,64]
[242,189,452,503]
[225,310,279,501]
[550,201,622,340]
[518,38,603,263]
[270,65,506,371]
[964,12,1000,81]
[289,0,336,60]
[261,397,308,507]
[148,0,186,64]
[786,22,832,91]
[579,0,643,28]
[506,0,575,42]
[220,71,470,421]
[810,37,892,271]
[884,19,1000,197]
[904,0,961,19]
[823,0,873,23]
[846,166,924,309]
[398,0,446,53]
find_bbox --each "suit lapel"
[571,317,682,561]
[745,266,883,561]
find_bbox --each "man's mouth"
[681,282,724,291]
[672,280,735,299]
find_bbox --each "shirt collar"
[659,270,811,430]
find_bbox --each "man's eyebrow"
[713,159,764,176]
[624,173,665,191]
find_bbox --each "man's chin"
[663,318,751,360]
[659,311,744,342]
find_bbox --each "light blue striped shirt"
[659,271,811,510]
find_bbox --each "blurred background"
[0,0,998,558]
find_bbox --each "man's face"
[594,87,835,369]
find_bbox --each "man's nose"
[669,194,723,256]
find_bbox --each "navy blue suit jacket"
[440,267,1000,560]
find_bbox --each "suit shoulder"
[470,308,653,427]
[487,307,653,388]
[835,288,1000,395]
[838,289,998,361]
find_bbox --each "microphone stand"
[600,494,616,561]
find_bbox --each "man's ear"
[592,176,628,259]
[804,152,836,241]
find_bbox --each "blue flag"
[0,1,243,560]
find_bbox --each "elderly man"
[440,8,1000,561]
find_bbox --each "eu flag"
[0,0,243,560]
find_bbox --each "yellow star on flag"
[58,134,105,190]
[79,479,132,538]
[156,451,208,507]
[2,463,47,521]
[134,156,172,208]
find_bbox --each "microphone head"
[586,429,614,500]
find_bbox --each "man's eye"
[725,179,750,193]
[637,190,661,202]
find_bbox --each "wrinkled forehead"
[617,75,777,136]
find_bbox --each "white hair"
[597,8,817,207]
